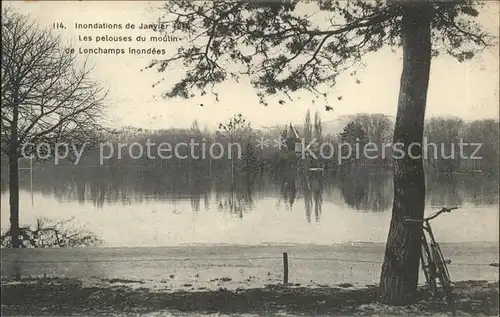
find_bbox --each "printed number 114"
[53,22,65,29]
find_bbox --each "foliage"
[10,114,493,175]
[1,8,108,158]
[340,121,368,145]
[147,0,493,105]
[191,119,201,134]
[424,116,464,173]
[1,217,102,248]
[458,118,499,176]
[239,143,261,173]
[314,111,323,141]
[1,7,108,249]
[218,113,252,142]
[351,113,393,144]
[339,121,369,167]
[303,109,313,141]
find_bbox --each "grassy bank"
[1,277,498,316]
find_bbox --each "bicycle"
[404,207,458,316]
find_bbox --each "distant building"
[281,123,301,153]
[280,123,324,173]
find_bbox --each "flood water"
[1,166,498,247]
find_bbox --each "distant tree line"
[2,113,497,178]
[288,112,498,176]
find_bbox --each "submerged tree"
[240,143,260,174]
[303,109,313,142]
[0,217,102,248]
[424,116,464,173]
[148,0,494,304]
[314,111,323,141]
[351,113,393,170]
[1,9,107,249]
[352,113,393,145]
[218,113,251,181]
[340,121,369,169]
[461,119,500,175]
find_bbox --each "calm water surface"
[1,166,498,247]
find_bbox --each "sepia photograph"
[1,0,499,316]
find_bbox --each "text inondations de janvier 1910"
[52,21,188,56]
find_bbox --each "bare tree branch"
[147,0,494,104]
[1,8,109,159]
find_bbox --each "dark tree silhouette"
[148,0,494,304]
[218,113,252,185]
[1,9,107,249]
[0,217,102,248]
[240,143,260,174]
[424,117,464,173]
[340,122,369,144]
[339,121,368,169]
[303,109,313,142]
[462,119,499,176]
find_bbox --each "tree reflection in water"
[4,164,498,222]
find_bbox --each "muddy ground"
[1,278,498,316]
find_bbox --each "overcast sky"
[8,1,500,130]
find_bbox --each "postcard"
[1,1,498,316]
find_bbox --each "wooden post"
[283,252,288,285]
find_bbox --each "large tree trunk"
[9,152,20,249]
[379,3,433,305]
[9,109,21,249]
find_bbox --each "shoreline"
[1,240,498,250]
[2,243,498,291]
[1,277,498,316]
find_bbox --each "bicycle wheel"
[431,242,457,316]
[421,234,438,295]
